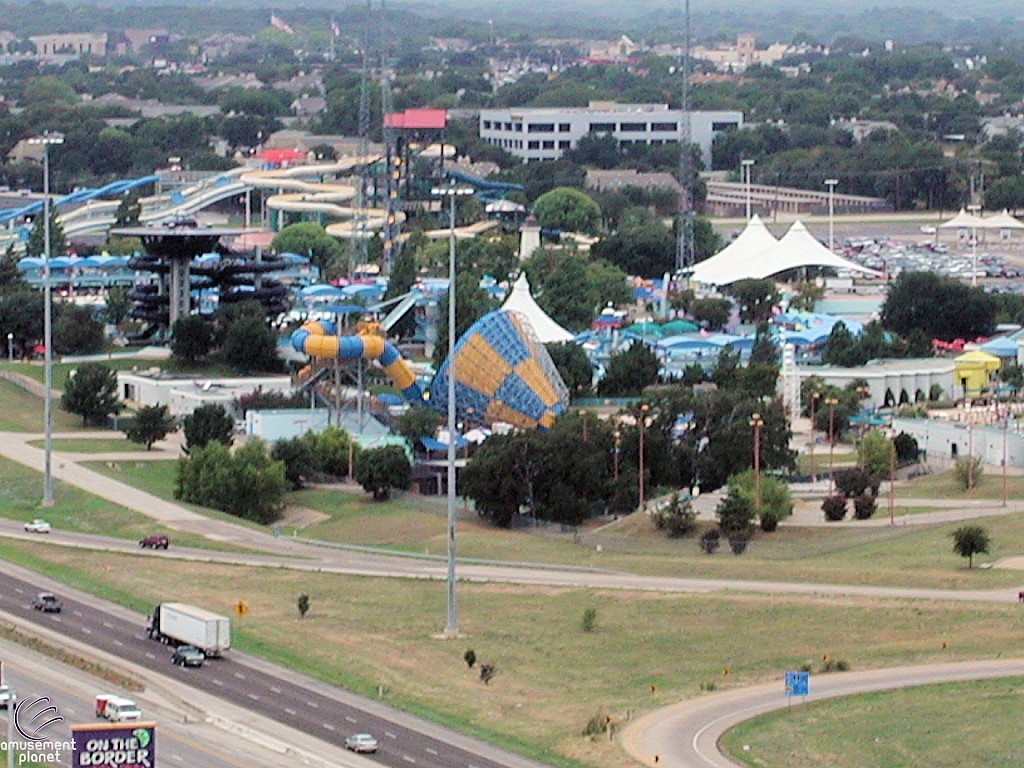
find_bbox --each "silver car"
[344,733,378,753]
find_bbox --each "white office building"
[478,102,743,167]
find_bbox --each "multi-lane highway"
[0,564,547,768]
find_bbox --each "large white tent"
[938,208,986,229]
[501,273,575,343]
[750,221,880,280]
[689,214,778,285]
[983,209,1024,230]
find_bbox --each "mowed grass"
[27,438,147,453]
[4,357,157,387]
[795,450,856,476]
[0,378,82,432]
[897,469,1024,500]
[79,458,1024,589]
[721,677,1024,768]
[4,541,1024,768]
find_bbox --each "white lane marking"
[234,672,245,680]
[344,716,357,724]
[51,616,62,623]
[269,686,281,694]
[73,610,83,617]
[306,701,319,708]
[102,622,113,628]
[402,756,416,764]
[80,627,92,634]
[248,694,259,701]
[323,723,335,731]
[385,732,398,739]
[112,640,123,647]
[145,652,156,659]
[212,679,223,686]
[171,756,183,763]
[284,708,296,715]
[425,748,438,756]
[14,587,23,594]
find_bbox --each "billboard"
[71,722,156,768]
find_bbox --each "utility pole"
[675,0,693,274]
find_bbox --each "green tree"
[790,281,825,312]
[728,279,779,324]
[0,291,43,350]
[950,525,990,568]
[461,433,530,527]
[271,436,319,489]
[183,403,234,454]
[61,363,120,427]
[303,426,359,477]
[26,210,66,259]
[591,208,674,278]
[715,487,756,537]
[545,342,593,397]
[171,315,215,365]
[532,187,601,234]
[651,492,698,537]
[297,593,310,618]
[728,468,793,529]
[690,297,732,330]
[103,286,131,325]
[354,444,412,500]
[123,404,175,450]
[393,407,442,447]
[271,222,344,273]
[53,304,104,355]
[858,430,894,478]
[821,321,866,367]
[0,248,26,294]
[176,439,286,524]
[881,272,996,341]
[113,189,142,227]
[598,343,660,396]
[222,315,281,373]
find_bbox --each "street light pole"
[809,391,820,484]
[825,178,838,252]
[1003,417,1009,508]
[825,397,838,495]
[29,132,63,508]
[741,159,755,221]
[749,413,763,512]
[638,404,650,511]
[967,203,981,287]
[6,332,12,362]
[431,182,473,639]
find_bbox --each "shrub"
[175,438,287,524]
[822,495,848,521]
[893,432,920,463]
[463,649,476,668]
[652,493,697,537]
[271,436,319,489]
[297,594,310,619]
[699,529,721,554]
[728,469,793,528]
[954,455,983,491]
[479,663,496,685]
[582,713,609,737]
[759,510,779,532]
[728,535,750,555]
[581,607,597,633]
[715,488,756,537]
[853,493,877,520]
[834,467,875,499]
[699,681,717,692]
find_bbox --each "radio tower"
[675,0,694,273]
[379,0,402,277]
[353,0,373,279]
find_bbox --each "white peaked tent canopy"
[984,209,1024,230]
[745,221,880,280]
[939,208,986,229]
[690,214,778,285]
[501,273,575,343]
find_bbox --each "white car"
[344,733,378,753]
[24,519,52,533]
[0,685,11,709]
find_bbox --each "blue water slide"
[444,169,523,202]
[0,175,160,224]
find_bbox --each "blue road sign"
[785,671,810,697]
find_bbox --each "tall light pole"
[825,178,838,252]
[637,403,650,511]
[825,396,839,495]
[1003,417,1009,508]
[749,412,764,512]
[431,182,473,639]
[6,332,12,362]
[965,202,982,287]
[809,391,820,484]
[741,159,755,221]
[29,132,64,508]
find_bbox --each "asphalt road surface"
[0,566,547,768]
[620,658,1024,768]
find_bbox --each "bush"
[354,444,412,500]
[123,403,175,450]
[728,469,793,529]
[728,534,750,555]
[271,436,319,489]
[581,607,597,632]
[715,488,756,537]
[463,649,476,668]
[853,493,877,520]
[893,432,920,463]
[759,510,779,532]
[954,455,983,491]
[297,594,310,619]
[652,493,697,537]
[699,528,721,554]
[479,663,496,685]
[822,495,848,521]
[834,467,877,499]
[303,426,359,478]
[175,438,287,524]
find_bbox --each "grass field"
[0,379,82,432]
[3,540,1024,768]
[78,459,1024,589]
[796,450,856,476]
[897,470,1024,500]
[3,357,147,388]
[27,438,147,453]
[721,677,1024,768]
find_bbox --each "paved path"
[620,658,1024,768]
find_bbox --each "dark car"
[171,645,205,668]
[32,593,62,613]
[139,534,169,550]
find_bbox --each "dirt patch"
[279,504,331,529]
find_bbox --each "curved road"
[620,658,1024,768]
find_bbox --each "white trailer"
[148,602,231,656]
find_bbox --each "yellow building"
[953,350,1001,397]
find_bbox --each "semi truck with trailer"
[147,602,231,657]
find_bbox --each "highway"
[0,563,547,768]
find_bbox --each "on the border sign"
[72,722,156,768]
